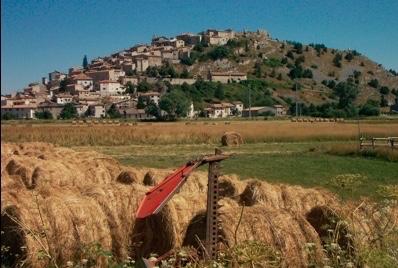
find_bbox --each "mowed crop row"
[2,121,398,146]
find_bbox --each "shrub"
[302,69,313,78]
[359,99,380,116]
[35,110,53,120]
[264,58,282,68]
[207,46,231,60]
[344,52,354,61]
[60,103,77,119]
[286,51,294,59]
[368,79,379,88]
[379,86,390,95]
[333,53,343,68]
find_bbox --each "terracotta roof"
[2,104,38,109]
[242,106,266,112]
[73,73,93,81]
[38,102,63,108]
[99,80,120,84]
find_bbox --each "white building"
[72,73,94,91]
[98,81,125,96]
[138,91,161,105]
[204,102,234,118]
[87,104,106,118]
[232,101,244,115]
[56,94,73,104]
[1,104,38,119]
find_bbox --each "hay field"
[2,143,397,267]
[2,120,398,146]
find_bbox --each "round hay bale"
[130,204,176,258]
[239,180,264,206]
[306,206,356,259]
[218,176,244,198]
[221,131,243,146]
[116,171,137,184]
[143,171,157,186]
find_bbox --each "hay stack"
[221,131,243,146]
[181,199,326,267]
[2,142,397,267]
[143,171,157,186]
[116,170,138,184]
[239,180,338,214]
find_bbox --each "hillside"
[171,31,397,108]
[3,28,398,121]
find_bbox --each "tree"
[286,51,294,60]
[136,81,152,92]
[379,86,390,95]
[293,42,303,54]
[35,110,53,120]
[288,65,303,79]
[359,100,380,116]
[125,82,135,94]
[180,68,192,78]
[146,66,159,77]
[180,56,195,66]
[214,83,225,100]
[145,101,161,119]
[380,95,388,107]
[333,81,359,108]
[294,55,305,66]
[60,103,78,119]
[302,69,313,78]
[208,46,231,60]
[368,79,379,88]
[59,78,68,92]
[254,62,262,78]
[107,104,121,118]
[333,53,343,68]
[137,96,150,109]
[344,52,354,61]
[82,55,88,69]
[1,112,16,120]
[159,90,190,120]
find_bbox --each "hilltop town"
[2,28,398,120]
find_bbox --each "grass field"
[73,141,397,200]
[3,120,397,200]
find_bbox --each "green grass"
[73,142,398,200]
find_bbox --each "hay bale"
[221,131,243,146]
[116,171,138,184]
[218,175,245,198]
[143,171,157,186]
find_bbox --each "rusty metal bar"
[205,149,224,260]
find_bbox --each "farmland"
[2,119,398,146]
[1,119,398,267]
[2,119,397,199]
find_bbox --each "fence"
[359,137,397,150]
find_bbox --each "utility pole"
[248,85,252,119]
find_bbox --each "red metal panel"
[136,162,199,219]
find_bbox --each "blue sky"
[2,0,398,93]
